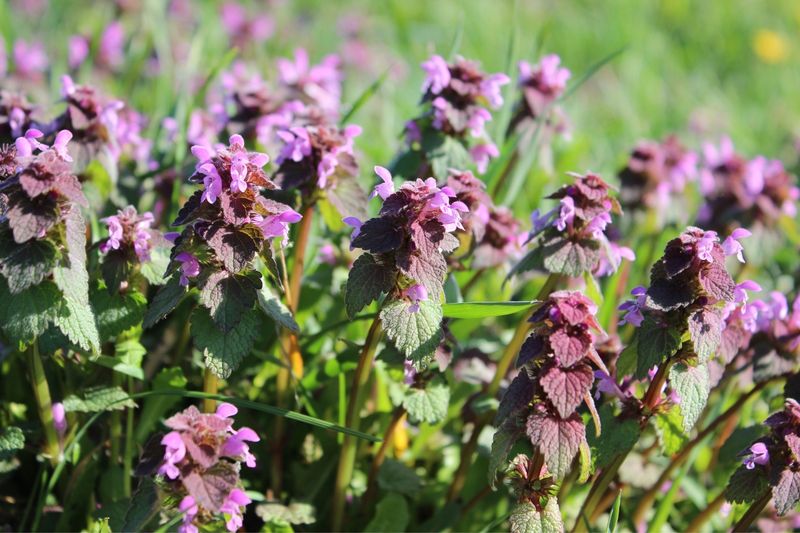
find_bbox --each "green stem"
[732,489,771,532]
[26,342,59,466]
[123,376,135,498]
[203,368,218,413]
[331,317,384,531]
[447,274,561,502]
[572,453,626,533]
[363,407,407,507]
[685,491,727,532]
[111,372,123,464]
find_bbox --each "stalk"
[331,317,384,531]
[447,274,560,502]
[110,372,123,464]
[288,206,314,312]
[123,376,135,498]
[685,491,726,532]
[732,489,771,532]
[631,378,774,528]
[363,407,407,506]
[26,342,60,466]
[202,368,218,413]
[572,453,626,533]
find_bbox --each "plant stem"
[123,376,135,498]
[631,378,774,529]
[331,317,384,531]
[202,368,218,413]
[288,205,314,312]
[685,491,726,532]
[447,274,561,502]
[111,372,123,464]
[732,489,771,532]
[642,359,672,410]
[26,342,59,466]
[572,453,626,533]
[363,407,407,505]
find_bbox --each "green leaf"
[55,297,101,352]
[255,501,316,526]
[140,246,170,285]
[725,464,769,504]
[669,363,710,432]
[366,493,409,532]
[0,229,57,294]
[63,386,136,413]
[441,301,533,319]
[402,378,450,424]
[428,136,472,180]
[92,287,147,340]
[508,498,563,533]
[636,317,682,379]
[489,424,519,488]
[143,274,187,328]
[0,426,24,461]
[653,405,689,455]
[122,478,159,532]
[377,459,422,496]
[380,299,443,366]
[587,405,640,470]
[191,306,262,379]
[199,269,261,332]
[606,491,622,533]
[345,253,395,318]
[616,336,638,378]
[0,279,60,346]
[257,284,299,333]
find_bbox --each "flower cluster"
[444,169,523,268]
[617,136,697,218]
[56,75,151,166]
[405,54,509,174]
[618,227,753,383]
[517,172,627,278]
[495,291,608,479]
[346,166,467,306]
[0,90,36,142]
[273,122,365,215]
[698,137,799,235]
[153,403,259,533]
[277,48,342,117]
[505,454,559,520]
[727,397,800,515]
[508,54,571,138]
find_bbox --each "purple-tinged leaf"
[542,235,600,277]
[351,217,404,253]
[540,363,593,418]
[517,334,544,367]
[0,229,57,294]
[202,222,261,274]
[645,277,696,311]
[688,308,723,361]
[6,190,59,243]
[549,327,591,367]
[786,433,800,462]
[774,469,800,516]
[496,369,535,424]
[698,263,735,302]
[526,412,585,479]
[344,253,396,318]
[199,270,261,333]
[181,463,239,513]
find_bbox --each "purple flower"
[554,196,575,231]
[159,431,186,479]
[277,48,342,114]
[470,142,499,173]
[100,215,124,252]
[276,127,312,164]
[421,54,451,95]
[403,359,417,385]
[403,284,428,313]
[68,35,89,69]
[175,252,200,287]
[318,243,337,265]
[178,496,199,533]
[743,442,769,469]
[371,166,395,200]
[13,39,48,79]
[519,54,571,98]
[695,230,718,262]
[722,228,751,263]
[734,280,762,305]
[216,402,238,418]
[618,286,647,327]
[343,216,362,247]
[222,426,260,468]
[221,488,251,532]
[529,208,557,237]
[53,130,73,162]
[52,402,67,438]
[255,209,302,245]
[480,73,511,109]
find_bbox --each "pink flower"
[466,107,491,138]
[100,215,124,252]
[13,39,48,79]
[216,402,238,418]
[178,495,199,533]
[554,196,575,231]
[529,208,556,237]
[255,209,302,245]
[618,286,647,327]
[53,130,73,162]
[99,22,125,69]
[695,230,718,262]
[734,280,762,305]
[421,54,451,95]
[222,427,260,468]
[68,36,89,69]
[480,73,510,108]
[519,54,571,98]
[318,244,337,265]
[276,127,312,164]
[470,142,499,173]
[159,431,186,479]
[198,162,223,204]
[343,217,362,247]
[371,166,395,200]
[722,228,751,263]
[403,284,428,313]
[175,252,200,286]
[403,359,417,385]
[221,488,251,532]
[52,402,67,438]
[743,442,769,469]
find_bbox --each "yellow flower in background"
[754,29,788,63]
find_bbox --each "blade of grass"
[606,490,622,533]
[560,46,627,102]
[340,66,392,125]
